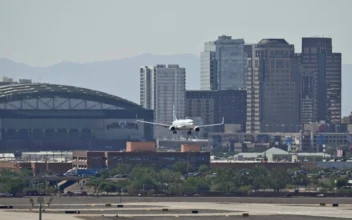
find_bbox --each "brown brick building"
[72,151,210,170]
[72,142,210,170]
[0,161,72,176]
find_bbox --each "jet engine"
[169,126,176,131]
[193,127,200,132]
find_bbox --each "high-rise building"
[300,38,341,124]
[140,64,186,137]
[245,44,261,133]
[185,90,247,136]
[246,39,301,133]
[342,112,352,124]
[300,70,317,123]
[215,90,247,132]
[200,35,246,90]
[200,42,217,90]
[185,90,216,137]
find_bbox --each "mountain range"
[0,54,351,116]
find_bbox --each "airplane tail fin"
[173,104,177,121]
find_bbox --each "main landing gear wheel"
[187,131,192,135]
[173,131,177,134]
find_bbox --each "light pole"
[28,196,53,220]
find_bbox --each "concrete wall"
[181,144,201,152]
[126,141,156,152]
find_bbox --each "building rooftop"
[257,39,289,45]
[266,147,289,155]
[0,83,143,110]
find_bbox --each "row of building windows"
[110,156,207,161]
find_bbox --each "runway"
[1,197,352,219]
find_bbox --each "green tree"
[115,179,129,191]
[86,177,102,193]
[292,174,310,188]
[238,185,253,194]
[180,183,195,195]
[172,161,188,174]
[168,183,182,195]
[19,169,33,177]
[110,164,133,176]
[184,177,210,193]
[8,178,24,194]
[98,182,117,195]
[269,169,287,192]
[250,166,269,191]
[98,169,110,179]
[335,178,348,188]
[198,165,209,173]
[130,166,158,180]
[159,169,182,183]
[0,183,9,193]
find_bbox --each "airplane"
[135,112,224,135]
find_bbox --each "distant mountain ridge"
[0,53,200,105]
[0,55,351,116]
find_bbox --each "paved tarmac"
[2,196,352,205]
[78,216,350,220]
[1,197,352,219]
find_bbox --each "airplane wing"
[194,117,224,128]
[135,120,170,128]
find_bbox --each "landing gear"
[187,130,192,136]
[172,131,177,134]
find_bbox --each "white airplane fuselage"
[171,119,195,130]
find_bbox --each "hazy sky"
[0,0,351,66]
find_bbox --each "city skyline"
[1,53,351,117]
[0,0,351,66]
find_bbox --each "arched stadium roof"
[0,83,142,110]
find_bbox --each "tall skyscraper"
[200,35,246,90]
[200,42,216,90]
[300,70,317,123]
[245,44,261,133]
[246,39,301,133]
[140,64,186,137]
[185,90,217,137]
[300,38,341,124]
[185,90,247,135]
